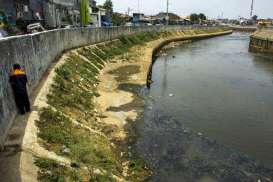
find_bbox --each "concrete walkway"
[0,63,57,182]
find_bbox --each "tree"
[80,0,91,26]
[112,13,126,26]
[103,0,113,21]
[190,13,199,23]
[198,13,207,21]
[252,15,258,21]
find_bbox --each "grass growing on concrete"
[37,108,121,181]
[36,31,168,181]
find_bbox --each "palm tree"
[80,0,91,26]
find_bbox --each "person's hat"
[13,64,21,70]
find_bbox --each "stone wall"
[249,28,273,54]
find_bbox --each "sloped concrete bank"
[0,28,232,182]
[0,25,195,147]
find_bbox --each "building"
[90,6,106,27]
[0,0,79,28]
[154,12,182,24]
[43,0,80,28]
[0,0,113,29]
[133,13,144,23]
[0,0,43,25]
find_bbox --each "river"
[136,32,273,181]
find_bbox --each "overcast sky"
[96,0,273,19]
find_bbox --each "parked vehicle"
[27,23,46,34]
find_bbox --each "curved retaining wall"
[146,30,233,87]
[229,26,257,32]
[0,25,224,147]
[249,37,273,55]
[249,28,273,55]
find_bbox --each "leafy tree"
[190,13,199,23]
[103,0,113,20]
[252,15,258,21]
[80,0,91,26]
[198,13,207,21]
[112,13,126,26]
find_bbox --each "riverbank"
[249,27,273,54]
[229,25,257,32]
[0,28,231,182]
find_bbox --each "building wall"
[0,0,16,23]
[43,0,80,28]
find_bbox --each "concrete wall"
[0,25,221,146]
[249,37,273,54]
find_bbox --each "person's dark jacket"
[9,69,28,94]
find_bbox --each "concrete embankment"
[229,25,257,32]
[249,27,273,54]
[0,28,231,182]
[0,25,214,147]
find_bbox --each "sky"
[96,0,273,19]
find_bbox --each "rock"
[61,145,71,155]
[120,152,124,157]
[128,152,132,158]
[45,170,53,176]
[83,167,88,170]
[63,148,71,155]
[93,169,102,174]
[169,93,174,97]
[71,162,80,168]
[110,143,115,147]
[162,53,168,56]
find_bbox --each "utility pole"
[127,7,133,15]
[250,0,254,17]
[166,0,169,25]
[138,0,140,13]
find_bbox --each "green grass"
[35,158,85,182]
[36,108,121,181]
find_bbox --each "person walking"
[9,64,30,115]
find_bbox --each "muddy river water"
[135,32,273,181]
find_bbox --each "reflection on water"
[136,32,273,181]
